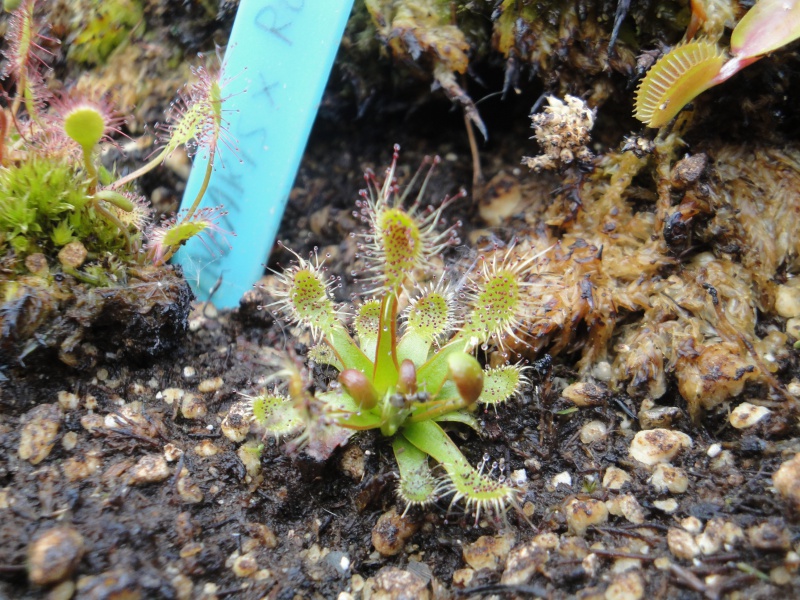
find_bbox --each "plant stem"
[92,200,133,254]
[83,146,98,194]
[179,147,215,222]
[109,147,171,190]
[159,148,216,264]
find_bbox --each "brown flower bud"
[447,353,484,406]
[338,369,379,410]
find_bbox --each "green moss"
[0,158,141,275]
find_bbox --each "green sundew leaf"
[479,365,524,406]
[327,326,373,375]
[378,207,421,291]
[285,267,339,337]
[161,220,208,246]
[64,107,105,151]
[406,289,451,340]
[307,343,343,371]
[398,288,452,365]
[416,337,468,398]
[401,420,517,514]
[462,267,523,346]
[318,390,382,431]
[397,331,432,367]
[372,294,399,395]
[354,299,381,361]
[556,407,579,415]
[434,409,480,432]
[393,436,439,506]
[251,393,304,437]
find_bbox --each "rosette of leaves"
[226,147,545,520]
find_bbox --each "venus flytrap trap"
[224,147,543,523]
[635,0,800,128]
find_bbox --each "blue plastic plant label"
[175,0,355,308]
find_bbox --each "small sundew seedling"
[635,0,800,127]
[0,2,234,287]
[147,206,233,266]
[222,147,550,524]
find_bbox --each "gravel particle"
[747,520,791,550]
[653,499,678,513]
[451,568,474,587]
[710,449,736,471]
[339,444,365,480]
[774,453,800,510]
[680,516,703,534]
[729,402,771,429]
[57,391,79,411]
[183,366,196,379]
[775,282,800,318]
[163,443,184,462]
[372,508,419,557]
[61,431,78,451]
[605,494,646,525]
[221,399,252,442]
[564,498,609,536]
[198,376,224,393]
[649,464,689,494]
[181,393,207,419]
[161,387,185,405]
[707,443,722,457]
[697,518,742,555]
[62,452,102,482]
[176,470,204,504]
[76,569,141,599]
[27,526,85,586]
[372,566,429,600]
[80,413,104,432]
[605,570,644,600]
[603,467,632,491]
[638,406,682,430]
[562,381,607,407]
[629,429,692,466]
[18,404,62,465]
[128,454,170,485]
[194,440,220,457]
[580,420,608,444]
[462,533,514,571]
[58,240,87,268]
[667,527,699,559]
[47,580,76,600]
[500,541,548,585]
[550,471,572,490]
[232,553,258,577]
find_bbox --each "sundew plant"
[0,0,232,291]
[225,146,550,521]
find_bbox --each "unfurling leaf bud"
[447,353,484,406]
[397,359,418,396]
[339,369,379,410]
